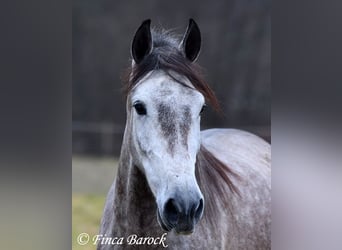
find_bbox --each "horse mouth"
[175,229,194,235]
[157,210,195,235]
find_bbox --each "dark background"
[72,0,271,156]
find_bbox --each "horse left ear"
[180,19,201,62]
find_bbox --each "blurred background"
[72,0,270,249]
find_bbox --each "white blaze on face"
[128,70,205,201]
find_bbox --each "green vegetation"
[72,194,106,250]
[72,156,117,249]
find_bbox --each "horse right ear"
[180,19,201,62]
[131,19,152,64]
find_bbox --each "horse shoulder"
[201,128,270,171]
[200,128,271,198]
[200,128,271,249]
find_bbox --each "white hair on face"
[129,70,205,200]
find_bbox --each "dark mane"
[123,29,220,111]
[196,145,241,227]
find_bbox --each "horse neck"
[113,121,159,235]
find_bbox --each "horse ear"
[180,19,201,62]
[131,19,152,64]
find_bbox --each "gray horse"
[98,19,271,249]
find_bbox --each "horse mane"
[195,145,241,227]
[123,28,240,226]
[123,28,220,111]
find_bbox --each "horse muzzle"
[157,193,204,234]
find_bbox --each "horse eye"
[133,102,147,115]
[200,104,207,114]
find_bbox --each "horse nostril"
[193,198,204,221]
[164,199,180,225]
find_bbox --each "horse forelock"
[123,29,221,112]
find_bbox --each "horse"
[98,19,271,250]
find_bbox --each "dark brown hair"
[123,29,221,112]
